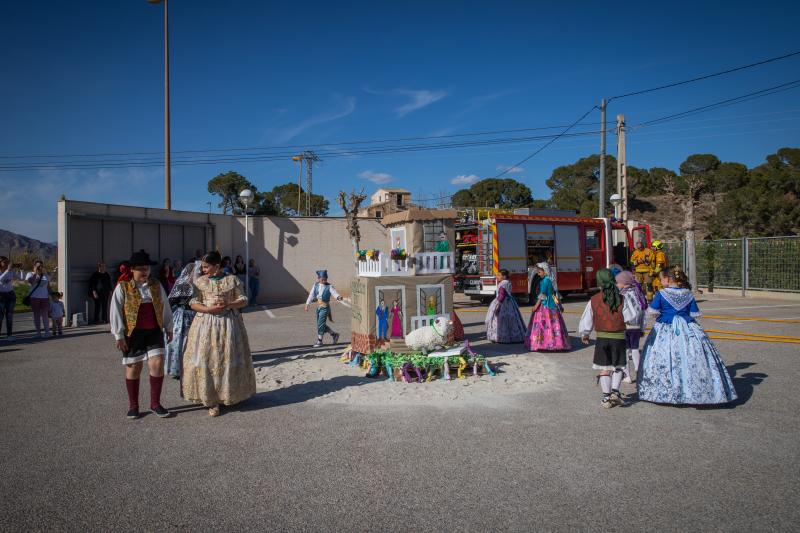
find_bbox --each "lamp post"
[239,189,254,303]
[147,0,171,209]
[609,193,623,220]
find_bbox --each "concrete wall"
[58,199,388,319]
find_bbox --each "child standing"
[578,268,628,408]
[638,267,737,405]
[49,292,65,336]
[524,262,571,351]
[304,269,343,347]
[615,270,647,383]
[485,269,527,343]
[110,250,174,420]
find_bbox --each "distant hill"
[0,229,57,260]
[628,194,717,242]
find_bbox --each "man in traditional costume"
[304,269,343,347]
[110,250,173,420]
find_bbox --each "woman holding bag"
[25,260,51,338]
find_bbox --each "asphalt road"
[1,293,798,531]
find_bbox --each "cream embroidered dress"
[182,274,256,407]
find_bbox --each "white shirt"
[0,267,15,293]
[25,273,50,299]
[109,280,173,340]
[305,282,341,305]
[578,298,639,337]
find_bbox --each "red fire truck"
[464,209,651,302]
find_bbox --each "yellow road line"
[709,336,800,345]
[703,329,800,341]
[703,315,800,324]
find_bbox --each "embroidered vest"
[590,292,626,333]
[120,279,164,336]
[313,283,332,303]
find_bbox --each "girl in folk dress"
[390,300,403,338]
[182,251,256,417]
[485,269,527,343]
[525,263,571,351]
[638,267,737,405]
[164,261,201,379]
[579,268,628,408]
[615,270,647,383]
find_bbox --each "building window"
[396,194,403,206]
[375,210,382,219]
[422,220,445,252]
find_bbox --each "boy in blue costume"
[304,270,343,347]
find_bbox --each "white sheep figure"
[404,316,453,354]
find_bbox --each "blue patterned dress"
[638,288,737,405]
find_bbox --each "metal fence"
[663,236,800,293]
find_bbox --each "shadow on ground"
[723,362,767,408]
[237,375,373,409]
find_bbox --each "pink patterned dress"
[525,276,571,351]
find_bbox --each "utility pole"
[598,98,606,219]
[616,114,628,221]
[292,151,321,215]
[292,156,304,215]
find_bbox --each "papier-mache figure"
[375,299,389,342]
[390,299,403,338]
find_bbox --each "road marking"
[263,307,276,318]
[700,303,800,311]
[709,336,800,345]
[703,329,800,341]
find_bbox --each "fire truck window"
[527,239,554,267]
[585,230,600,250]
[633,228,647,246]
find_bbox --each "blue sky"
[2,0,799,242]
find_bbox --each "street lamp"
[239,189,254,304]
[609,193,623,220]
[148,0,171,210]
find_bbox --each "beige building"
[358,188,415,220]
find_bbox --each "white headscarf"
[536,261,559,294]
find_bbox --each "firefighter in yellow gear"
[650,240,669,293]
[630,241,655,301]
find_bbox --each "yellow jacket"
[630,248,655,273]
[653,250,668,272]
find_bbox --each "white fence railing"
[357,257,412,277]
[415,252,455,275]
[410,313,449,331]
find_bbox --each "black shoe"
[152,405,171,418]
[127,408,141,420]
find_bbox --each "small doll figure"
[427,295,438,324]
[375,299,389,342]
[435,231,450,269]
[390,299,403,338]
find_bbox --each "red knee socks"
[125,378,140,410]
[149,375,164,409]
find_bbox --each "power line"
[0,122,615,161]
[608,50,800,101]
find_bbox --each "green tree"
[679,153,721,193]
[546,154,618,216]
[451,178,533,208]
[253,182,329,216]
[208,171,255,214]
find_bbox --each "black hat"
[129,249,157,267]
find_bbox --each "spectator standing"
[159,258,176,293]
[234,255,246,286]
[26,260,51,338]
[248,258,260,306]
[89,262,113,324]
[222,256,233,275]
[0,256,18,341]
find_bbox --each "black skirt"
[592,337,627,370]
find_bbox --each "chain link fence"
[663,236,800,292]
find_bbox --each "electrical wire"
[608,50,800,101]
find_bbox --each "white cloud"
[451,174,480,186]
[268,95,356,144]
[496,164,524,174]
[359,170,394,184]
[365,87,447,117]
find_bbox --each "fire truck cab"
[464,209,651,302]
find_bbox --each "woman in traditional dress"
[638,267,737,405]
[390,300,403,338]
[164,261,200,380]
[485,269,526,343]
[525,262,571,351]
[182,251,256,417]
